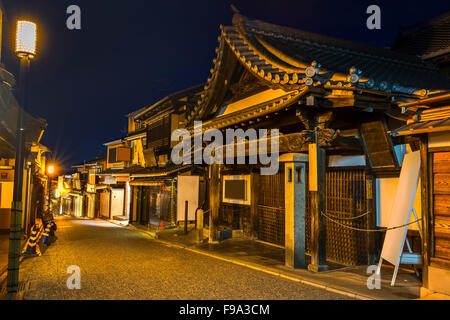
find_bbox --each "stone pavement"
[0,231,26,287]
[136,225,423,300]
[0,232,9,283]
[9,216,350,300]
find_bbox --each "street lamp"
[47,165,55,175]
[16,21,37,58]
[7,20,37,294]
[47,164,55,218]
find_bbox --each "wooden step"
[112,215,128,222]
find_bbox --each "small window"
[108,148,118,163]
[222,175,251,205]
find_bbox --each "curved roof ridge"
[232,13,438,70]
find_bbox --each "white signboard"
[376,177,422,229]
[111,188,125,218]
[177,175,199,222]
[104,176,117,185]
[380,151,420,267]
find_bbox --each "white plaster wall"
[328,155,366,167]
[0,181,13,208]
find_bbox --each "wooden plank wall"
[432,150,450,265]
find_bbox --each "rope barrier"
[323,210,370,220]
[321,211,422,232]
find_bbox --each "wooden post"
[366,174,379,265]
[420,134,430,289]
[184,200,188,234]
[137,187,142,224]
[196,208,204,243]
[209,163,220,243]
[250,171,259,239]
[308,143,328,272]
[0,8,3,62]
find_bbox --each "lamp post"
[7,20,37,294]
[47,165,55,217]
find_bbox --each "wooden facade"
[432,148,450,262]
[392,93,450,296]
[92,13,450,276]
[175,13,450,268]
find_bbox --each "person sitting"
[40,217,57,247]
[22,217,44,256]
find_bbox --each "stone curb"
[115,221,375,300]
[0,256,26,300]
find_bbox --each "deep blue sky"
[1,0,449,171]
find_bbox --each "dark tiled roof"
[390,118,450,137]
[187,14,450,124]
[133,84,204,121]
[392,11,450,59]
[77,155,106,166]
[243,17,449,89]
[98,165,144,175]
[131,164,194,178]
[125,128,147,139]
[391,92,450,136]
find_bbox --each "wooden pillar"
[366,174,379,265]
[209,163,220,243]
[281,153,309,269]
[250,171,259,239]
[137,186,142,224]
[420,134,430,289]
[196,209,204,243]
[0,7,3,62]
[131,186,138,222]
[170,179,176,226]
[308,143,328,272]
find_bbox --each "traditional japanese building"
[68,156,107,218]
[389,11,450,295]
[95,85,204,228]
[179,13,450,269]
[391,92,450,296]
[128,85,204,229]
[393,11,450,77]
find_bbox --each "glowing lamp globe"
[16,21,37,58]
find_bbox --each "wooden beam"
[420,134,431,289]
[308,143,328,272]
[366,174,379,265]
[208,163,221,243]
[395,125,450,136]
[250,171,259,239]
[218,131,362,161]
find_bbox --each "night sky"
[1,0,449,171]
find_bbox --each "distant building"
[63,156,107,218]
[393,11,450,77]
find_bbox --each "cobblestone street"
[18,217,349,300]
